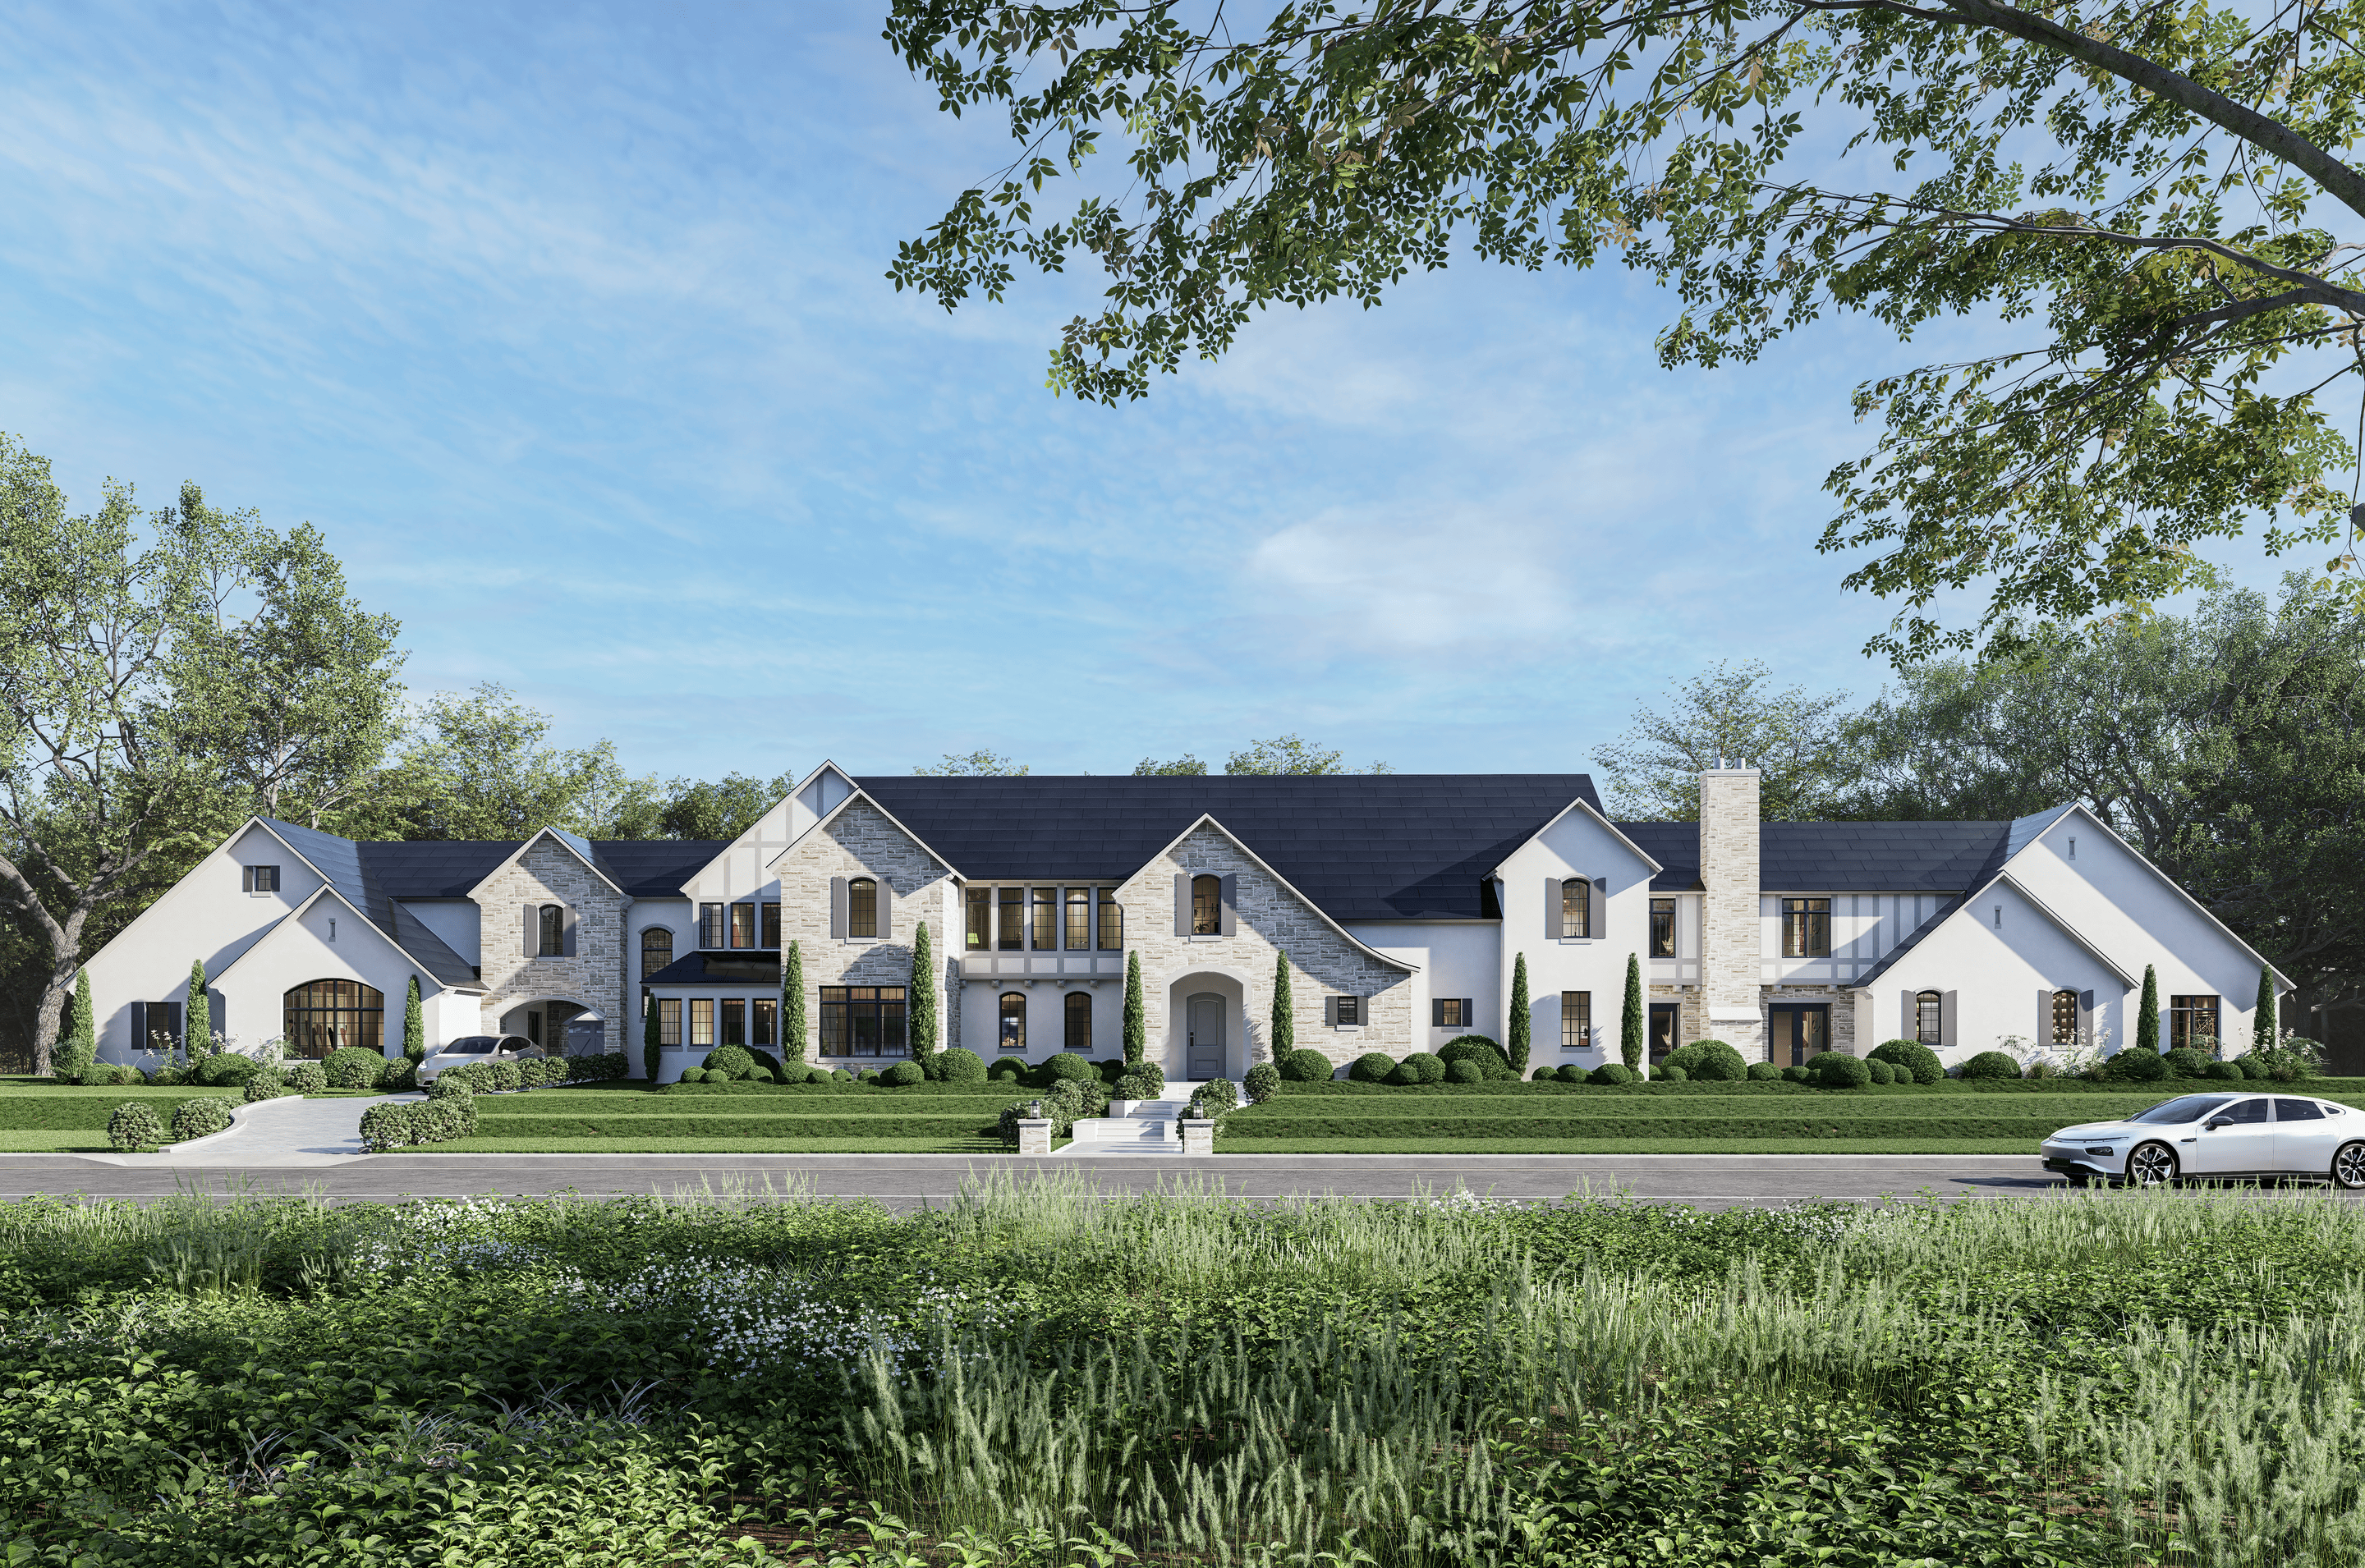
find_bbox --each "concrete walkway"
[73,1093,413,1168]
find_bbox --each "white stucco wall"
[202,892,424,1059]
[1493,807,1658,1066]
[1346,921,1500,1054]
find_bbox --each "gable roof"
[462,826,628,901]
[1156,813,1417,971]
[257,819,477,987]
[847,774,1605,921]
[1613,820,2010,893]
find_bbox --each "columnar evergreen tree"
[1621,955,1646,1075]
[184,959,209,1058]
[58,970,95,1080]
[2255,965,2279,1056]
[1123,951,1145,1066]
[909,921,939,1072]
[2138,965,2161,1056]
[642,995,661,1083]
[783,941,808,1063]
[1507,953,1532,1074]
[1270,952,1294,1061]
[401,976,425,1063]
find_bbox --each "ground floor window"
[2170,994,2221,1052]
[657,998,682,1047]
[1915,990,1941,1045]
[1561,991,1591,1051]
[823,987,907,1056]
[2051,989,2079,1044]
[1064,991,1091,1052]
[754,998,775,1046]
[1434,997,1471,1029]
[1649,1002,1680,1063]
[999,991,1026,1052]
[283,979,383,1060]
[721,998,746,1046]
[690,999,715,1048]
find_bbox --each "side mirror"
[2206,1116,2232,1130]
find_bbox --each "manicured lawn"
[0,1086,240,1131]
[428,1082,1028,1153]
[413,1135,1021,1153]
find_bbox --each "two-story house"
[80,762,2286,1080]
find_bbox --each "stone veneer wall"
[475,839,629,1048]
[1649,983,1707,1050]
[775,800,957,1059]
[1113,823,1412,1071]
[1697,769,1767,1060]
[1765,986,1858,1057]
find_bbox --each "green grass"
[1213,1137,2039,1153]
[0,1089,240,1130]
[408,1135,1023,1153]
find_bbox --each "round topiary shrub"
[378,1057,418,1092]
[282,1061,328,1093]
[1386,1061,1422,1085]
[322,1046,385,1089]
[882,1060,925,1086]
[702,1045,757,1080]
[242,1069,287,1103]
[744,1066,776,1084]
[1281,1048,1337,1083]
[1958,1049,2025,1082]
[171,1096,235,1142]
[1807,1052,1871,1089]
[1447,1059,1485,1084]
[2103,1048,2170,1083]
[2161,1046,2211,1078]
[1437,1035,1513,1080]
[856,1068,881,1084]
[427,1075,474,1103]
[990,1057,1029,1081]
[1588,1062,1635,1085]
[1866,1058,1896,1084]
[2205,1059,2243,1080]
[1781,1064,1810,1082]
[934,1047,986,1084]
[1349,1051,1398,1084]
[1556,1063,1587,1083]
[1656,1065,1689,1082]
[1243,1062,1280,1103]
[1043,1052,1092,1083]
[1398,1052,1445,1084]
[358,1102,418,1152]
[1746,1061,1782,1081]
[195,1052,258,1089]
[489,1059,522,1092]
[1531,1066,1557,1081]
[1662,1039,1748,1082]
[1867,1039,1945,1084]
[1114,1073,1157,1101]
[682,1066,712,1083]
[107,1101,166,1152]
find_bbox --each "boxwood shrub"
[1657,1065,1689,1082]
[2162,1046,2211,1078]
[1438,1035,1514,1079]
[2205,1059,2244,1080]
[565,1052,629,1082]
[1807,1052,1871,1089]
[1398,1052,1445,1084]
[1043,1052,1093,1084]
[1589,1062,1635,1086]
[1555,1064,1587,1083]
[1868,1039,1945,1084]
[321,1046,384,1089]
[989,1057,1028,1081]
[1782,1065,1810,1082]
[282,1061,329,1093]
[933,1047,986,1084]
[1349,1052,1397,1084]
[1747,1061,1782,1081]
[1243,1062,1280,1103]
[107,1101,167,1152]
[1281,1048,1337,1082]
[1866,1058,1897,1084]
[195,1052,259,1089]
[1446,1059,1485,1084]
[883,1060,925,1086]
[169,1096,235,1142]
[242,1069,289,1103]
[1662,1039,1747,1082]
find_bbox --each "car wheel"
[2125,1142,2179,1187]
[2332,1141,2365,1192]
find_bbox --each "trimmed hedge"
[1280,1048,1336,1083]
[1959,1050,2025,1081]
[1348,1052,1397,1084]
[1868,1039,1945,1084]
[1220,1104,2175,1140]
[1807,1052,1870,1089]
[935,1048,986,1084]
[169,1096,236,1142]
[1438,1035,1515,1080]
[322,1046,386,1089]
[107,1102,167,1151]
[478,1113,1007,1140]
[1663,1040,1747,1082]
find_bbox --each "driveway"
[0,1150,2342,1208]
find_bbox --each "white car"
[416,1034,541,1084]
[2041,1092,2365,1188]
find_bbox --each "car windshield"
[448,1038,496,1054]
[2128,1094,2238,1125]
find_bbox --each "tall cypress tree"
[60,970,95,1080]
[1621,953,1645,1074]
[1270,951,1294,1062]
[642,994,663,1083]
[2253,965,2278,1056]
[1507,953,1532,1074]
[909,921,939,1072]
[2137,965,2161,1056]
[402,976,426,1063]
[185,959,210,1058]
[783,941,808,1063]
[1123,951,1145,1066]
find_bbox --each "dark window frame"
[658,998,682,1047]
[689,998,715,1048]
[2170,994,2222,1052]
[2051,988,2079,1044]
[1780,898,1832,959]
[759,902,781,950]
[967,888,991,950]
[821,986,908,1057]
[998,887,1024,951]
[1560,879,1591,940]
[243,864,281,893]
[282,979,385,1060]
[753,997,776,1047]
[1065,888,1092,951]
[641,926,675,983]
[1064,990,1092,1052]
[1915,990,1942,1045]
[538,903,565,957]
[1649,897,1676,958]
[1334,995,1362,1027]
[1097,895,1123,951]
[847,878,879,940]
[999,990,1026,1052]
[1031,887,1057,951]
[729,902,756,950]
[699,904,725,948]
[721,998,746,1045]
[1561,991,1591,1051]
[1192,874,1222,936]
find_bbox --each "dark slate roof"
[338,837,726,898]
[1611,820,2013,893]
[592,840,732,897]
[850,774,1605,921]
[259,818,477,986]
[643,952,783,986]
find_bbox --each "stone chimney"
[1698,765,1765,1060]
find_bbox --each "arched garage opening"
[498,997,607,1054]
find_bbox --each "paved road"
[1,1151,2339,1208]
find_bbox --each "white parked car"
[2041,1093,2365,1188]
[416,1034,542,1084]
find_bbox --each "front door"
[1769,1005,1829,1066]
[2185,1095,2277,1175]
[1186,993,1225,1080]
[1648,1004,1680,1065]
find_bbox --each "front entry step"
[1066,1116,1176,1151]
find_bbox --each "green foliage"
[1122,950,1144,1065]
[1662,1039,1748,1082]
[1507,951,1531,1073]
[643,994,663,1083]
[988,1057,1027,1081]
[195,1052,258,1088]
[2106,1047,2172,1083]
[702,1045,757,1080]
[1961,1050,2028,1082]
[1783,1065,1812,1083]
[1270,951,1295,1061]
[883,1060,925,1087]
[168,1096,233,1141]
[2207,1059,2247,1080]
[565,1051,629,1083]
[241,1067,287,1103]
[1601,662,1856,818]
[105,1100,166,1151]
[1437,1035,1513,1079]
[678,1066,707,1084]
[908,920,938,1072]
[1806,1052,1871,1089]
[1747,1061,1783,1081]
[401,975,425,1062]
[185,958,210,1054]
[784,939,808,1063]
[1657,1065,1690,1083]
[1869,1038,1945,1084]
[1397,1052,1445,1084]
[2138,966,2162,1057]
[1866,1058,1897,1085]
[379,1056,419,1092]
[935,1047,985,1084]
[1447,1059,1485,1084]
[1042,1052,1091,1084]
[1590,1062,1637,1086]
[1556,1064,1587,1083]
[2256,964,2280,1056]
[55,971,95,1082]
[916,749,1027,775]
[1349,1052,1397,1084]
[1620,954,1644,1072]
[1243,1062,1280,1103]
[282,1061,328,1093]
[1281,1048,1334,1083]
[322,1045,384,1089]
[2164,1046,2213,1079]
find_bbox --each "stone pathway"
[73,1093,416,1167]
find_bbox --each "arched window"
[284,979,384,1060]
[2051,989,2079,1044]
[641,926,674,982]
[537,904,564,956]
[1560,879,1591,939]
[1192,874,1221,935]
[1064,991,1092,1052]
[1915,990,1942,1046]
[999,991,1026,1052]
[848,878,878,939]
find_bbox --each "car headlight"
[2086,1145,2122,1157]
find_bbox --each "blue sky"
[0,1,2289,786]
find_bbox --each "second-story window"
[1560,879,1591,939]
[1066,888,1092,950]
[760,902,780,949]
[847,878,878,939]
[1031,887,1057,951]
[538,904,564,957]
[641,926,674,981]
[1650,897,1676,957]
[730,901,756,949]
[243,864,280,893]
[699,904,725,948]
[967,888,990,950]
[1192,874,1222,936]
[1098,895,1123,950]
[999,887,1024,950]
[1780,898,1831,958]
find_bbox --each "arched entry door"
[1186,993,1225,1080]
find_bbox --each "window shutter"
[1431,998,1444,1028]
[1325,996,1339,1026]
[2079,989,2096,1047]
[1219,874,1237,936]
[1543,878,1560,939]
[1463,999,1474,1028]
[1940,990,1957,1050]
[131,1001,145,1052]
[1174,873,1191,936]
[829,878,847,940]
[563,906,578,957]
[1900,989,1915,1041]
[524,904,536,957]
[241,865,253,893]
[1588,879,1603,941]
[876,881,893,941]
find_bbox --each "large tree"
[1596,660,1853,818]
[889,0,2365,657]
[381,684,664,841]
